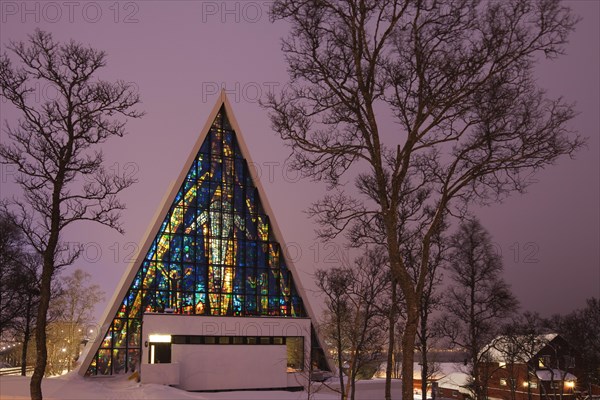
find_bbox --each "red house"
[480,334,580,400]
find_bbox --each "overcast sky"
[0,0,598,321]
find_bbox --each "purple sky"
[0,1,598,321]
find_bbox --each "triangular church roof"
[78,91,328,376]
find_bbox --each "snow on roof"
[413,363,467,380]
[536,369,577,382]
[482,333,558,363]
[437,372,471,394]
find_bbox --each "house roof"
[437,372,471,394]
[482,334,558,363]
[536,369,577,382]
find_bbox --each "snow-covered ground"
[0,374,403,400]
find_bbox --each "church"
[77,92,331,391]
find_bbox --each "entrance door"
[149,342,171,364]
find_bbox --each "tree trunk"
[30,256,54,400]
[31,145,65,400]
[469,268,480,400]
[350,368,357,400]
[346,352,355,400]
[348,304,366,400]
[472,348,480,400]
[336,308,346,400]
[385,280,397,400]
[421,352,428,400]
[21,293,32,376]
[421,310,429,400]
[67,323,73,372]
[20,339,28,376]
[345,356,352,399]
[402,301,419,400]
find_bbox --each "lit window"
[539,355,551,368]
[565,381,575,389]
[500,379,508,386]
[523,381,538,389]
[287,337,304,372]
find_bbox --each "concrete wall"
[174,344,287,391]
[142,363,180,386]
[140,314,311,391]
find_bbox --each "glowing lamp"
[148,334,171,343]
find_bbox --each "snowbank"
[0,373,349,400]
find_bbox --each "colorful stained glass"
[86,107,306,375]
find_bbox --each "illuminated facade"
[79,93,329,389]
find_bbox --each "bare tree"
[440,218,519,400]
[388,218,448,396]
[49,269,104,373]
[264,1,582,399]
[345,250,390,400]
[0,30,143,399]
[317,266,353,399]
[411,226,447,400]
[0,212,42,376]
[387,276,401,383]
[0,212,30,333]
[11,255,42,377]
[316,247,390,400]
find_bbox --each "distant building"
[77,92,331,391]
[428,334,595,400]
[479,334,581,400]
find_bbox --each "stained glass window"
[86,107,306,375]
